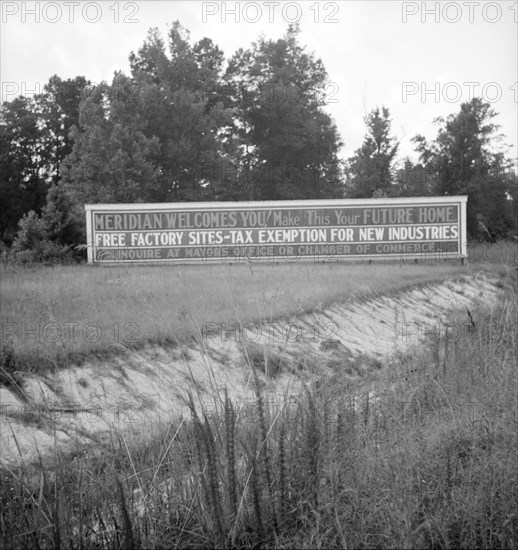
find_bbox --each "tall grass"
[1,264,516,548]
[0,258,474,374]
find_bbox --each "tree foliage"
[394,159,435,197]
[412,98,516,239]
[128,23,230,201]
[0,97,48,245]
[346,107,399,198]
[221,25,344,200]
[60,75,161,204]
[0,76,88,246]
[3,23,515,258]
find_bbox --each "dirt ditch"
[0,273,505,466]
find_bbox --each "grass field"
[0,243,517,548]
[3,239,516,374]
[0,258,477,373]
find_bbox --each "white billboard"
[85,196,468,264]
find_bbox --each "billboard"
[85,196,467,264]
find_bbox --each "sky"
[1,0,517,167]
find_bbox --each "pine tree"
[346,106,399,198]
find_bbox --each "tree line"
[1,22,516,261]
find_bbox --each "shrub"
[11,210,47,260]
[11,210,79,264]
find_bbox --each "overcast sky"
[1,0,517,166]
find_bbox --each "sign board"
[85,196,467,264]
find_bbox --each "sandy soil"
[0,273,503,466]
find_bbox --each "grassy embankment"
[0,243,516,548]
[1,242,515,375]
[0,259,464,375]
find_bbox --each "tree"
[4,22,350,257]
[222,25,344,200]
[0,76,89,246]
[128,22,230,201]
[60,75,161,204]
[346,106,399,198]
[0,97,48,245]
[60,23,230,207]
[412,98,516,239]
[394,158,435,197]
[412,98,499,195]
[42,182,85,249]
[11,210,47,257]
[37,75,90,183]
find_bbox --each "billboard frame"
[85,196,468,265]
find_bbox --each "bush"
[11,210,80,264]
[40,240,76,263]
[11,210,47,259]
